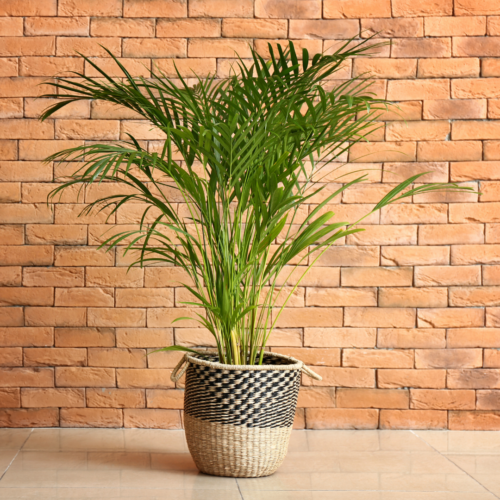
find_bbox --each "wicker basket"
[171,352,321,478]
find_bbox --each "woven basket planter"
[171,352,321,478]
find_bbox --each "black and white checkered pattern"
[184,355,301,428]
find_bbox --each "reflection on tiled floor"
[0,429,499,499]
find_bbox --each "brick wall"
[0,0,499,430]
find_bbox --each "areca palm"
[41,39,470,365]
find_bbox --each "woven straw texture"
[182,353,302,477]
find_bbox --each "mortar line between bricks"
[410,430,500,500]
[0,428,33,482]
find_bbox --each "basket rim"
[185,351,303,372]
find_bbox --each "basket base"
[184,413,292,478]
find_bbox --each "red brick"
[379,288,448,308]
[425,16,486,36]
[0,367,53,387]
[0,348,22,367]
[0,267,21,287]
[378,329,446,348]
[418,58,479,78]
[0,18,23,36]
[25,307,86,327]
[353,58,416,79]
[21,388,84,408]
[378,369,446,389]
[448,369,500,389]
[337,388,409,409]
[117,369,174,389]
[55,327,115,348]
[306,408,379,429]
[24,347,86,367]
[0,388,20,408]
[449,411,500,430]
[343,349,414,369]
[61,408,122,428]
[477,390,500,410]
[0,408,58,428]
[124,409,181,429]
[87,388,145,408]
[56,38,121,57]
[124,0,187,17]
[453,78,500,99]
[392,38,451,58]
[0,246,53,266]
[256,0,321,19]
[393,0,452,16]
[146,389,184,409]
[423,99,486,120]
[415,266,481,286]
[25,17,89,36]
[345,307,416,328]
[361,18,423,38]
[380,410,447,429]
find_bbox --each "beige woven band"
[170,351,322,382]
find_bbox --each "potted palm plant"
[41,39,469,477]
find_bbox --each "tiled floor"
[0,428,499,499]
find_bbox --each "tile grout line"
[410,430,500,500]
[0,428,34,482]
[236,477,245,500]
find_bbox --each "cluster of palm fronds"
[41,39,471,365]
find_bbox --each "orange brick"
[122,38,186,59]
[304,328,376,348]
[276,266,340,287]
[124,0,186,16]
[56,38,121,57]
[453,120,500,141]
[55,327,115,348]
[417,141,482,161]
[454,37,500,57]
[345,307,416,328]
[0,119,53,140]
[189,0,252,17]
[117,369,174,389]
[415,266,481,286]
[452,245,500,265]
[0,98,22,118]
[0,408,58,428]
[420,225,484,246]
[25,307,86,327]
[482,60,500,77]
[425,16,486,36]
[23,268,84,288]
[418,58,479,78]
[489,17,500,35]
[306,408,379,429]
[56,367,115,387]
[154,58,216,78]
[415,349,482,369]
[54,247,114,267]
[388,121,450,142]
[90,18,153,38]
[484,266,500,284]
[0,267,21,287]
[116,289,174,308]
[448,369,500,389]
[88,308,146,328]
[0,367,53,387]
[303,367,375,388]
[0,182,19,202]
[148,308,204,329]
[449,411,500,430]
[256,0,321,19]
[383,162,448,183]
[0,140,17,160]
[337,388,409,409]
[25,17,89,36]
[87,268,143,287]
[0,348,22,367]
[19,139,83,160]
[0,59,18,78]
[255,39,323,60]
[0,309,23,327]
[0,77,53,98]
[297,387,335,408]
[306,288,376,307]
[0,162,53,182]
[380,409,447,429]
[318,247,380,267]
[24,348,86,367]
[392,38,451,58]
[146,389,184,409]
[324,0,390,18]
[453,78,500,99]
[423,99,486,120]
[289,19,358,39]
[477,390,500,410]
[272,307,342,328]
[378,369,446,389]
[86,388,145,408]
[157,18,220,38]
[418,308,484,328]
[348,141,416,162]
[0,246,54,266]
[353,58,416,79]
[124,408,181,429]
[0,388,20,408]
[455,0,500,15]
[20,57,82,77]
[487,226,500,244]
[0,37,55,57]
[361,18,423,37]
[450,286,500,307]
[272,348,340,367]
[0,327,53,347]
[61,408,122,428]
[381,204,447,224]
[448,328,500,348]
[379,288,448,308]
[343,349,413,369]
[485,350,500,367]
[146,349,183,369]
[0,18,23,36]
[450,203,500,223]
[116,328,173,349]
[341,267,412,287]
[378,328,446,348]
[489,100,500,119]
[393,0,452,15]
[387,80,449,101]
[88,348,146,368]
[21,388,84,408]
